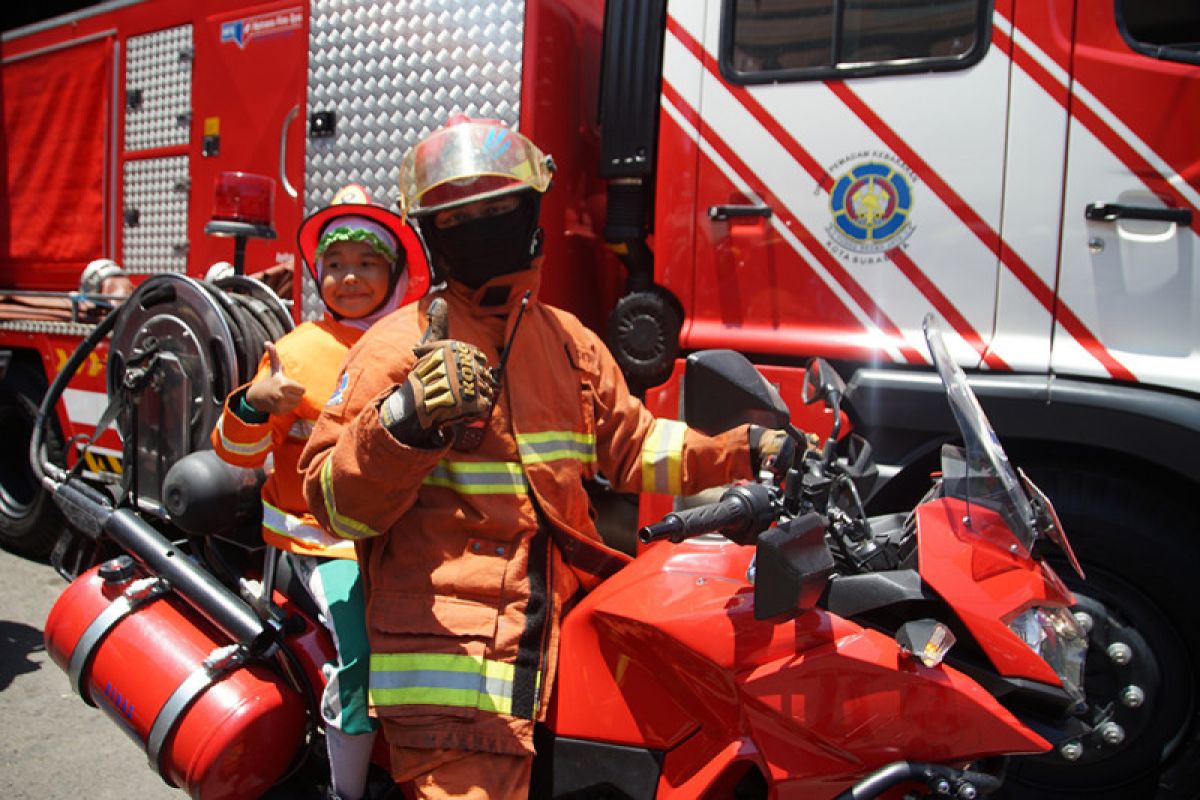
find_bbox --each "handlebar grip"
[639,494,753,544]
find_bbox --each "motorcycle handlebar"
[639,483,776,545]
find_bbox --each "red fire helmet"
[296,185,430,305]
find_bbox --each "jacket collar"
[444,263,541,318]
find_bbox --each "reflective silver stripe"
[216,415,271,457]
[261,501,354,555]
[422,461,527,495]
[516,431,595,465]
[642,418,686,494]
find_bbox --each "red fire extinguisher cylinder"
[44,558,307,800]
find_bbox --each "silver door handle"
[279,105,300,199]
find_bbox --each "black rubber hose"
[30,308,122,483]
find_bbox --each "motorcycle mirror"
[801,357,846,407]
[683,350,790,436]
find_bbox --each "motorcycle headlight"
[1008,606,1088,703]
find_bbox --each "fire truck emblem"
[827,160,915,254]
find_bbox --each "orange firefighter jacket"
[299,269,753,756]
[212,318,361,559]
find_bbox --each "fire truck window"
[1119,0,1200,62]
[728,0,985,82]
[731,0,834,72]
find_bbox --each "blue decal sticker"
[327,371,349,407]
[482,127,512,158]
[220,21,245,48]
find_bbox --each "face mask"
[422,195,541,289]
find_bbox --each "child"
[211,186,429,800]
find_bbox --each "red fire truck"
[2,1,1197,797]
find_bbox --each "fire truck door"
[669,0,1008,368]
[191,2,308,276]
[1051,3,1200,393]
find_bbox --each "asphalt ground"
[0,544,181,799]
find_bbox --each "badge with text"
[220,7,303,49]
[824,153,917,262]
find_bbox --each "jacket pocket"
[368,591,502,721]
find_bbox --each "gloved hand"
[749,426,806,477]
[407,337,495,428]
[380,298,497,446]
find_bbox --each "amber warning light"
[205,172,278,274]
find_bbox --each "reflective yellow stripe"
[261,500,355,555]
[216,415,272,457]
[319,458,382,540]
[369,653,532,716]
[422,460,528,495]
[516,431,596,465]
[642,418,686,495]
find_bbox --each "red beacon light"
[204,172,278,274]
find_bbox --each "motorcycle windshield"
[922,315,1039,554]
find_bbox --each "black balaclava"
[419,191,543,290]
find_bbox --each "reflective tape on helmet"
[261,500,355,556]
[319,458,383,540]
[216,415,272,457]
[516,431,596,465]
[642,419,686,495]
[422,460,528,495]
[369,652,539,717]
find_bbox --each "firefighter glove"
[749,426,798,477]
[410,338,496,427]
[380,339,496,446]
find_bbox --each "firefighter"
[299,118,787,799]
[212,187,430,800]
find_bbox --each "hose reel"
[105,273,293,514]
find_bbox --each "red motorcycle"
[36,277,1088,799]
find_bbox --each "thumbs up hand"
[246,341,307,416]
[407,298,496,432]
[378,298,497,446]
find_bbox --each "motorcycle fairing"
[547,536,1050,797]
[916,496,1075,685]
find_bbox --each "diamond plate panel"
[125,25,194,151]
[301,270,322,322]
[303,1,525,319]
[122,156,190,273]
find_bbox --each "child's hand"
[246,342,306,416]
